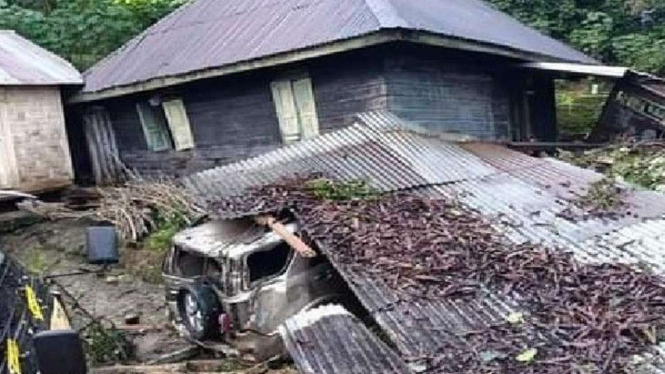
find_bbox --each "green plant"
[304,178,380,201]
[556,90,608,136]
[0,0,185,70]
[83,323,132,366]
[143,210,187,252]
[23,247,48,273]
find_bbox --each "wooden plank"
[292,77,320,139]
[271,80,301,144]
[163,99,195,150]
[83,112,104,185]
[255,216,317,258]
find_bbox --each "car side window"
[173,249,206,277]
[247,242,292,283]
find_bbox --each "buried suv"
[162,217,351,360]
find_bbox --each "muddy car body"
[162,219,348,359]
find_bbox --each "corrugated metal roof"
[183,112,496,207]
[185,111,665,373]
[0,31,82,85]
[82,0,594,94]
[280,305,413,374]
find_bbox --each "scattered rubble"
[213,177,665,374]
[559,141,665,192]
[558,177,632,221]
[20,179,206,243]
[0,219,191,365]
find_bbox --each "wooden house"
[67,0,596,182]
[0,31,82,193]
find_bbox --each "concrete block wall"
[5,87,73,191]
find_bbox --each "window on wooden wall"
[163,99,195,150]
[271,76,320,144]
[136,98,195,152]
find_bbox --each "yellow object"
[6,339,21,374]
[50,297,71,330]
[516,348,538,363]
[25,286,44,321]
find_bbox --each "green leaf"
[516,348,538,363]
[505,312,525,325]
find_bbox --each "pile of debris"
[558,177,632,221]
[559,141,665,192]
[213,178,665,374]
[20,178,206,243]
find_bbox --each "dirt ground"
[0,217,190,363]
[0,215,296,373]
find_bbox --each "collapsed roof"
[185,112,665,372]
[80,0,594,99]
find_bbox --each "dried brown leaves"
[22,178,205,242]
[213,178,665,374]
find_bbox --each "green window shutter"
[163,99,195,151]
[136,103,171,151]
[292,77,320,139]
[271,80,301,144]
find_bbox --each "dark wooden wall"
[75,48,389,178]
[591,73,665,141]
[384,46,514,140]
[70,44,558,180]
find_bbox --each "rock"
[125,313,141,325]
[105,275,120,284]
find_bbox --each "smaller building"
[0,31,82,193]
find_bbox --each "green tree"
[489,0,665,75]
[0,0,184,70]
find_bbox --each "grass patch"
[23,247,49,274]
[304,178,380,201]
[123,211,189,284]
[84,323,132,366]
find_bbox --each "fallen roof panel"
[184,111,665,373]
[280,305,413,374]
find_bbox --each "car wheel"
[176,284,221,341]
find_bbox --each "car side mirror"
[86,226,119,265]
[33,330,87,374]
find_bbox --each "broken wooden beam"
[255,216,317,258]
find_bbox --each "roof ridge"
[363,0,407,28]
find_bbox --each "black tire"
[176,284,222,341]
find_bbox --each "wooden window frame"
[271,74,320,144]
[136,97,196,152]
[162,98,195,151]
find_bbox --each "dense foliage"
[0,0,184,69]
[1,0,664,75]
[489,0,665,75]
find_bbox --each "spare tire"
[176,284,221,341]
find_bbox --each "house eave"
[69,29,588,104]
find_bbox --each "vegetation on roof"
[559,142,665,191]
[214,177,665,374]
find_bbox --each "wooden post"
[255,216,317,258]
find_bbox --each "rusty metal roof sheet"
[280,305,413,374]
[82,0,594,94]
[184,111,665,373]
[183,112,496,206]
[0,31,82,85]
